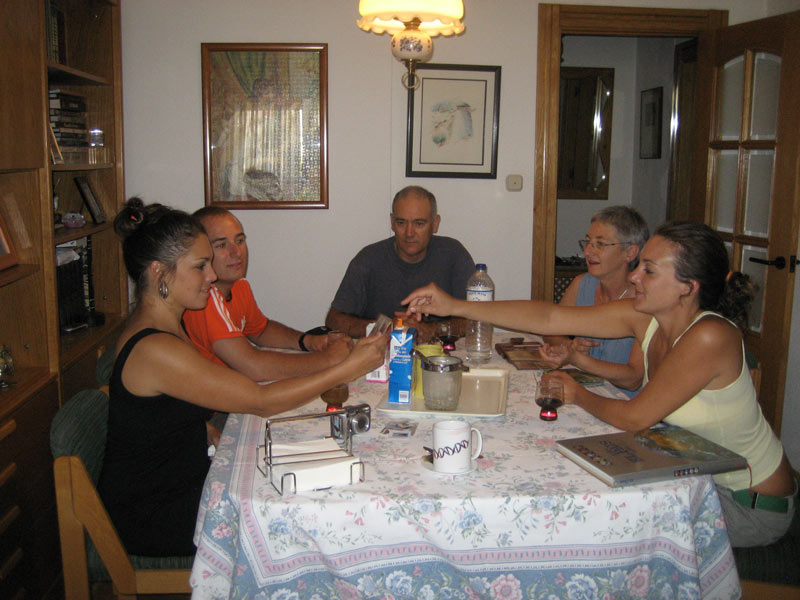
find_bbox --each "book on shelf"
[52,126,88,135]
[54,135,88,145]
[56,251,89,333]
[50,109,87,124]
[555,423,748,487]
[49,96,86,112]
[74,176,106,224]
[45,2,67,63]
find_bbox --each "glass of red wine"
[535,380,564,421]
[437,320,458,352]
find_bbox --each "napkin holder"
[257,404,370,495]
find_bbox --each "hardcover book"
[545,368,604,387]
[494,339,550,369]
[555,424,748,487]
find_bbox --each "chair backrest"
[51,389,191,599]
[51,388,109,482]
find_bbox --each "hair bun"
[114,197,148,238]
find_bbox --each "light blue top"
[576,274,639,398]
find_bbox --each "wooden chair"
[51,389,192,599]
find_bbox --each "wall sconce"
[357,0,465,89]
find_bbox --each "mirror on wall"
[557,67,614,199]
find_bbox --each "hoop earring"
[158,280,169,300]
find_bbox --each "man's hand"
[318,336,353,365]
[305,331,352,352]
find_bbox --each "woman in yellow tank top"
[403,221,795,547]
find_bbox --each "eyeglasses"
[578,239,630,252]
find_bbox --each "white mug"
[432,420,482,474]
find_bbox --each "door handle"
[748,256,786,269]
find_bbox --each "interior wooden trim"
[532,4,728,300]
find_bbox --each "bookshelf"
[0,0,127,597]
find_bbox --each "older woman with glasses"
[541,206,649,397]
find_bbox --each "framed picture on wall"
[406,63,501,178]
[0,213,19,271]
[201,43,328,209]
[639,87,663,159]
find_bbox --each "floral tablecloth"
[191,334,741,600]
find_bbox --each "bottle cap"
[476,263,487,270]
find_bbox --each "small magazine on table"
[555,423,748,487]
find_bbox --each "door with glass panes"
[691,11,800,432]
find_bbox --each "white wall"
[631,37,680,229]
[121,0,800,461]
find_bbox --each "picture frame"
[0,213,19,271]
[639,87,663,159]
[201,43,328,209]
[74,176,106,224]
[406,63,501,179]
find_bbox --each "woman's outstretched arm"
[402,283,645,341]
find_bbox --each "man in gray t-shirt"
[325,186,474,342]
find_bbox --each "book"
[495,339,550,370]
[545,368,604,387]
[556,424,748,487]
[74,176,106,224]
[49,96,86,112]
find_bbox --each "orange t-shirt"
[183,280,268,366]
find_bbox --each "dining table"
[190,331,742,600]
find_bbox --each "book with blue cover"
[556,423,748,487]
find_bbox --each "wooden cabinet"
[0,1,127,597]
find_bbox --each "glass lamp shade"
[357,0,465,37]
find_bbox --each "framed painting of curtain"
[201,43,328,209]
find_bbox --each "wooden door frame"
[532,4,728,301]
[690,12,800,431]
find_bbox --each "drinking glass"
[437,320,458,352]
[535,380,564,421]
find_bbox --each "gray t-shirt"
[331,236,475,320]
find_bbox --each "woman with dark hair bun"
[99,198,387,557]
[403,221,796,548]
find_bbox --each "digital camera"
[330,403,371,447]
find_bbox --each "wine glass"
[535,380,564,421]
[437,320,458,352]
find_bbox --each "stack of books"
[49,90,88,162]
[44,1,67,64]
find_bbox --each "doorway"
[555,34,693,263]
[532,4,727,302]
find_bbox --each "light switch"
[506,174,523,192]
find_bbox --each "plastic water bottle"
[466,264,494,363]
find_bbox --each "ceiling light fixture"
[357,0,465,89]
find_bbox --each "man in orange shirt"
[183,206,351,382]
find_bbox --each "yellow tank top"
[641,312,783,490]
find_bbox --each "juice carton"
[388,321,416,404]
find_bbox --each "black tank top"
[98,328,213,556]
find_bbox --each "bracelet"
[298,332,310,352]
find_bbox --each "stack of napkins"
[259,437,362,493]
